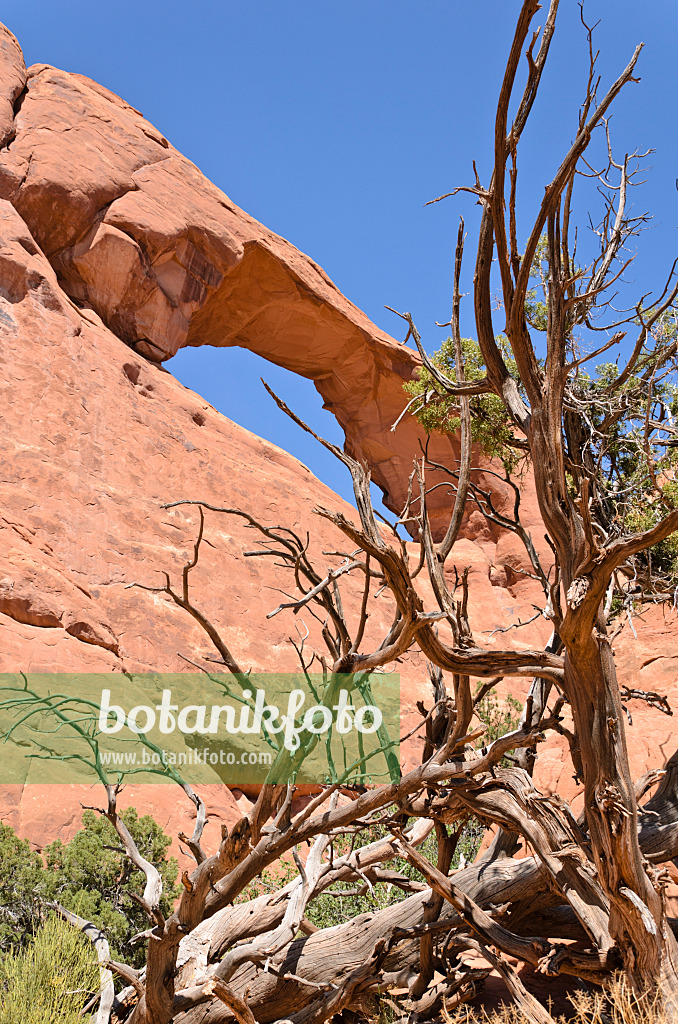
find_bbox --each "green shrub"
[0,914,99,1023]
[0,822,54,952]
[0,808,179,967]
[44,808,180,967]
[475,687,522,750]
[403,336,521,472]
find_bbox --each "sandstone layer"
[0,26,538,541]
[0,21,675,893]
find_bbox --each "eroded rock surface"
[0,27,531,540]
[0,24,24,148]
[0,23,676,882]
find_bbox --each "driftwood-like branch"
[202,979,257,1024]
[394,838,614,983]
[437,219,472,562]
[54,905,115,1024]
[43,5,678,1023]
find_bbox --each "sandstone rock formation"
[0,193,413,848]
[0,24,24,148]
[0,26,536,542]
[0,19,676,906]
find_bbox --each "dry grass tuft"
[442,975,668,1024]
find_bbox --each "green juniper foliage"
[403,237,551,475]
[565,345,678,593]
[0,808,179,968]
[0,823,52,952]
[44,808,180,967]
[476,687,523,751]
[403,336,521,473]
[523,234,550,334]
[404,238,678,602]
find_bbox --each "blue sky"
[7,2,678,506]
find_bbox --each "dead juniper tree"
[399,0,678,1008]
[8,3,678,1022]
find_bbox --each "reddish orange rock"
[0,24,24,148]
[0,33,538,540]
[0,23,676,874]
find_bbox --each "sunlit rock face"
[0,23,543,540]
[0,22,676,877]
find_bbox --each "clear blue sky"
[7,2,678,506]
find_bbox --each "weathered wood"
[109,4,678,1020]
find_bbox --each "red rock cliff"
[0,24,676,861]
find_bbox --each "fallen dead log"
[165,814,678,1024]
